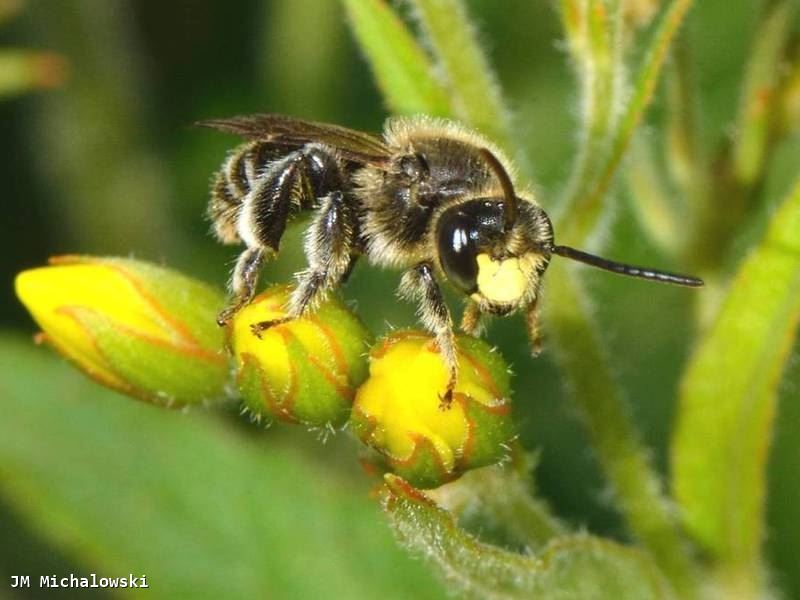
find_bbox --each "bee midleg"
[524,294,543,357]
[289,191,358,316]
[400,263,458,410]
[235,144,349,333]
[249,190,358,336]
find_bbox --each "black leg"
[218,247,266,326]
[400,263,458,409]
[250,190,359,336]
[245,144,344,251]
[218,143,346,325]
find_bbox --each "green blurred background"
[1,1,798,598]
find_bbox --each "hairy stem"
[409,0,516,154]
[558,0,695,243]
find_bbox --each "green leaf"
[672,177,800,592]
[341,0,452,116]
[732,0,797,187]
[0,335,445,599]
[407,0,515,152]
[383,475,673,600]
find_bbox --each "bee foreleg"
[218,246,267,326]
[460,300,486,336]
[524,295,543,357]
[400,263,458,410]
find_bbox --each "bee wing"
[196,114,391,165]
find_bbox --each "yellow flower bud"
[351,330,515,489]
[231,285,371,428]
[15,256,229,406]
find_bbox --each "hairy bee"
[200,114,702,407]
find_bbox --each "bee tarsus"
[250,317,293,338]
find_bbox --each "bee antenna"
[478,148,517,231]
[548,244,704,287]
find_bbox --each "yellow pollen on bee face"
[475,254,528,304]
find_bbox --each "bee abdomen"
[207,143,255,244]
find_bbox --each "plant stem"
[558,0,694,244]
[625,134,682,256]
[544,264,698,597]
[409,0,515,154]
[560,0,626,217]
[342,0,453,116]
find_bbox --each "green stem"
[560,0,626,215]
[548,2,698,590]
[409,0,515,153]
[625,134,682,256]
[732,0,797,187]
[558,0,694,243]
[433,458,567,551]
[544,264,698,597]
[665,33,704,207]
[342,0,453,116]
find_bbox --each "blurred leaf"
[260,0,347,118]
[383,475,673,600]
[732,0,797,187]
[0,335,445,599]
[0,49,67,98]
[672,177,800,592]
[625,134,682,256]
[408,0,515,152]
[26,1,187,256]
[0,0,24,25]
[341,0,452,116]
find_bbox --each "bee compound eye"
[437,210,479,295]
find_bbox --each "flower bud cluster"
[17,256,516,487]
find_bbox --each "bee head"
[436,148,703,314]
[436,195,552,314]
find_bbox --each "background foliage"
[1,0,799,598]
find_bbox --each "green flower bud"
[351,330,515,489]
[15,255,229,407]
[231,285,371,429]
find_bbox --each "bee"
[200,114,702,407]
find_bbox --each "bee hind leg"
[224,144,347,328]
[400,263,458,410]
[250,190,359,336]
[217,246,267,326]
